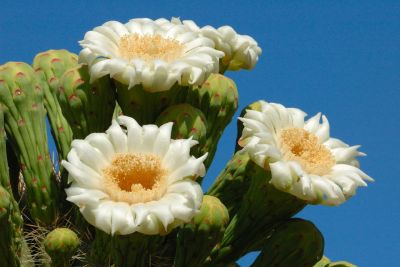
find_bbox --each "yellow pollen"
[278,128,335,175]
[118,34,184,62]
[102,153,168,204]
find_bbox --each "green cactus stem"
[0,185,22,267]
[112,233,157,267]
[0,108,24,256]
[314,256,357,267]
[115,81,185,125]
[87,229,112,267]
[32,50,78,160]
[209,159,306,264]
[207,150,252,216]
[156,103,207,159]
[43,228,80,267]
[57,64,116,139]
[0,62,59,225]
[251,219,324,267]
[175,195,229,267]
[180,73,238,168]
[0,107,12,191]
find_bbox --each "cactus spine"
[251,219,324,267]
[0,62,59,225]
[57,64,116,139]
[175,195,229,267]
[43,228,81,267]
[32,50,78,160]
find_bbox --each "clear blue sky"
[1,1,399,266]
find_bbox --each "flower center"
[102,153,168,204]
[278,128,335,175]
[118,34,184,62]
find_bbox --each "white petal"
[270,161,294,190]
[106,120,128,153]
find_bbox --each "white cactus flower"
[62,116,206,235]
[79,18,224,92]
[239,101,373,205]
[169,18,262,71]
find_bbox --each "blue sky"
[1,1,399,266]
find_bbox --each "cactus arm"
[0,185,22,267]
[175,195,229,267]
[57,65,116,139]
[181,74,239,168]
[0,62,59,225]
[251,219,324,267]
[210,160,306,264]
[32,50,78,160]
[207,150,252,216]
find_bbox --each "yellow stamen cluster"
[118,34,184,62]
[279,128,335,175]
[102,153,168,204]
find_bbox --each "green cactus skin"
[115,81,185,125]
[87,229,112,267]
[43,228,80,267]
[0,107,12,191]
[111,233,156,267]
[0,108,24,258]
[0,185,22,267]
[314,256,357,267]
[207,102,261,216]
[207,150,252,216]
[209,161,306,264]
[0,62,59,225]
[175,195,229,267]
[32,50,78,160]
[250,219,324,267]
[57,64,116,139]
[156,103,207,159]
[179,74,238,168]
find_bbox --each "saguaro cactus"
[43,228,81,267]
[251,219,324,267]
[57,64,116,139]
[210,160,306,263]
[156,103,207,158]
[183,73,238,168]
[0,185,22,267]
[32,50,78,160]
[0,62,59,225]
[175,195,229,267]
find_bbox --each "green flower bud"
[44,228,80,267]
[175,195,230,267]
